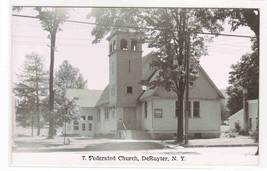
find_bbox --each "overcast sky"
[11,7,255,90]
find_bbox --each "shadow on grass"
[14,141,63,148]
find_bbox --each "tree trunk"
[31,114,34,137]
[36,71,40,136]
[48,31,56,139]
[176,86,185,142]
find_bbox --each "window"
[129,60,131,72]
[81,116,86,120]
[88,123,92,131]
[144,102,148,118]
[126,86,133,94]
[120,39,127,50]
[88,116,93,120]
[184,101,191,117]
[82,123,85,131]
[131,39,138,51]
[97,109,100,122]
[73,120,79,130]
[154,109,163,118]
[193,101,200,117]
[105,107,109,120]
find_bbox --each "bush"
[235,122,241,133]
[239,130,249,136]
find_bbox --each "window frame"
[82,123,86,131]
[193,101,200,118]
[126,86,133,94]
[154,109,163,118]
[88,123,92,131]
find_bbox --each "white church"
[65,31,224,140]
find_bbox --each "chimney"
[243,88,248,132]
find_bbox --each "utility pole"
[185,32,190,145]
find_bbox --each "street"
[11,136,258,166]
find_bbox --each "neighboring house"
[64,89,103,136]
[94,31,224,139]
[228,99,259,133]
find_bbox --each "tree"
[55,60,87,90]
[215,9,259,37]
[89,8,225,142]
[35,7,68,138]
[43,60,87,135]
[13,52,48,136]
[226,49,259,115]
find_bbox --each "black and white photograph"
[4,0,266,169]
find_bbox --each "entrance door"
[123,107,137,130]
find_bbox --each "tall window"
[105,107,109,120]
[73,120,79,131]
[120,39,127,50]
[144,101,147,118]
[193,101,200,117]
[82,123,85,131]
[129,60,131,72]
[126,86,133,94]
[88,123,92,131]
[131,39,138,51]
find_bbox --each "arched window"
[131,39,138,51]
[120,39,127,50]
[113,40,116,51]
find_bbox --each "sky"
[11,7,255,90]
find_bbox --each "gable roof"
[95,84,109,107]
[198,65,225,99]
[66,89,103,107]
[139,64,225,101]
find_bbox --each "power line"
[12,14,257,39]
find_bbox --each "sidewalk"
[164,133,258,148]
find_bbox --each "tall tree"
[55,60,87,90]
[13,52,48,136]
[35,7,68,138]
[89,8,225,142]
[226,47,259,115]
[45,60,87,135]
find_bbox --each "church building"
[66,31,224,140]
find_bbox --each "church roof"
[139,56,225,100]
[66,89,103,107]
[95,84,110,107]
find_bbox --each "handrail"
[122,123,127,131]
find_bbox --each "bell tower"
[107,31,143,108]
